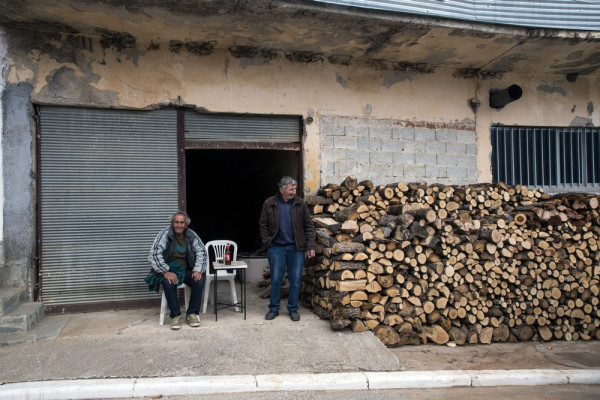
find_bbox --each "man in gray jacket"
[149,211,207,330]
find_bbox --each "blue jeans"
[267,244,305,313]
[163,269,206,318]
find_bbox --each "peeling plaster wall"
[0,28,5,272]
[3,29,597,189]
[2,81,35,289]
[1,28,598,289]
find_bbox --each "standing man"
[259,176,316,321]
[148,211,207,330]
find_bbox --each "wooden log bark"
[304,177,600,349]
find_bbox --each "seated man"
[148,211,207,330]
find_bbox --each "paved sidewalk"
[1,283,599,399]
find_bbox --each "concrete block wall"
[320,116,478,186]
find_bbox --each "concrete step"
[0,287,27,316]
[0,301,45,334]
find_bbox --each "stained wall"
[1,27,597,286]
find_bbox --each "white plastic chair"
[202,240,239,313]
[159,283,190,325]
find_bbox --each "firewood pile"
[302,176,600,347]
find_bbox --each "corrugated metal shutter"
[184,111,301,143]
[39,107,178,306]
[315,1,600,31]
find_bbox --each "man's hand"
[192,271,202,281]
[308,250,316,258]
[163,271,178,284]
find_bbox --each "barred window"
[491,126,600,190]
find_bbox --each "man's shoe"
[265,311,279,320]
[289,311,300,321]
[170,315,182,330]
[186,314,200,327]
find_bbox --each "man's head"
[170,211,191,237]
[278,176,297,202]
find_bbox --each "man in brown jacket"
[259,176,316,321]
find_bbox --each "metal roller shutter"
[184,111,301,143]
[39,107,178,306]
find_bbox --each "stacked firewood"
[302,177,600,347]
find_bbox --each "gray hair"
[170,211,191,225]
[278,176,298,188]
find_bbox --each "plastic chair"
[202,240,239,313]
[159,283,190,325]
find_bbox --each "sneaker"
[265,310,279,320]
[170,315,182,330]
[186,313,200,327]
[289,311,300,322]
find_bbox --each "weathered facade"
[0,1,598,326]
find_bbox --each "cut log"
[336,279,367,291]
[538,326,553,341]
[423,325,450,344]
[373,325,400,347]
[449,326,468,345]
[492,325,510,342]
[479,327,494,344]
[332,242,366,254]
[397,331,423,346]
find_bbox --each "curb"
[1,369,599,399]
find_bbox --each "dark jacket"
[148,226,207,274]
[259,193,316,252]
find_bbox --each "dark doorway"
[185,149,299,253]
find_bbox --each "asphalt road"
[95,385,600,400]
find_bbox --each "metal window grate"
[491,126,600,190]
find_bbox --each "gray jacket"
[148,226,207,274]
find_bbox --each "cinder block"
[457,130,477,144]
[393,152,416,164]
[357,137,370,149]
[456,155,476,167]
[426,165,448,178]
[369,126,392,139]
[321,148,346,164]
[378,164,395,177]
[419,154,437,165]
[392,126,415,140]
[346,149,370,163]
[320,136,334,149]
[370,152,394,163]
[403,140,425,153]
[436,129,457,142]
[382,139,405,151]
[466,143,477,155]
[447,167,467,179]
[414,128,436,141]
[369,138,382,150]
[466,168,478,181]
[344,125,358,137]
[447,142,467,154]
[328,123,345,137]
[392,164,404,176]
[437,154,458,166]
[350,163,370,177]
[333,136,357,149]
[357,125,369,137]
[323,162,335,175]
[404,164,426,178]
[425,141,446,153]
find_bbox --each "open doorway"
[185,149,300,254]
